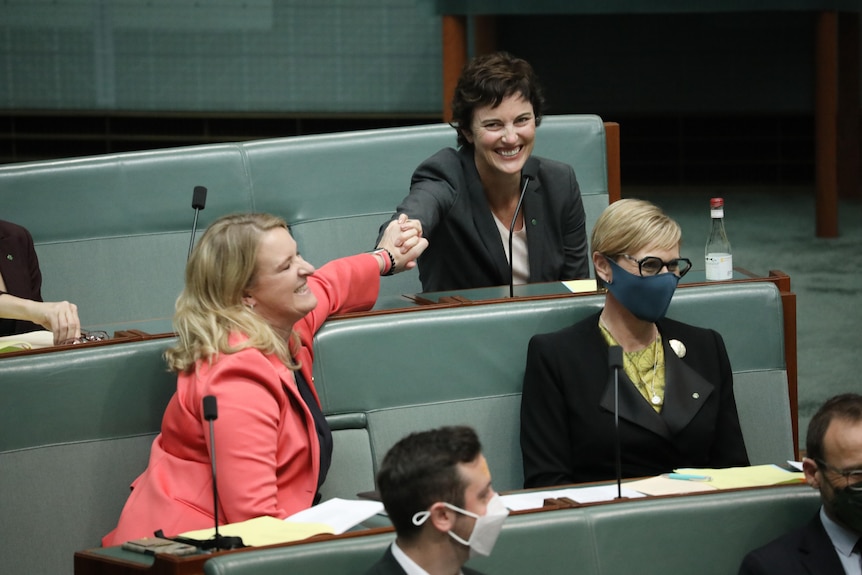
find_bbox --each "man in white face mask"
[365,425,508,575]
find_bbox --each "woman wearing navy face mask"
[520,199,749,487]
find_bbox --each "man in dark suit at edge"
[739,393,862,574]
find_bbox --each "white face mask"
[412,493,509,558]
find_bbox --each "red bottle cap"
[710,197,724,209]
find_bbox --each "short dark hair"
[806,393,862,462]
[450,51,546,149]
[376,426,482,541]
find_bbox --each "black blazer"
[364,545,486,575]
[738,512,847,575]
[0,220,43,336]
[378,146,590,292]
[520,312,749,487]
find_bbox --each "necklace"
[647,334,661,405]
[598,316,662,406]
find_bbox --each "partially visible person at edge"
[377,51,590,293]
[364,425,508,575]
[0,219,81,345]
[739,393,862,575]
[520,198,749,487]
[102,212,427,545]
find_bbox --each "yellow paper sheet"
[562,279,598,293]
[0,330,54,352]
[179,516,334,547]
[673,464,805,490]
[624,475,719,496]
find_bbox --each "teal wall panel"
[0,0,442,113]
[2,1,855,115]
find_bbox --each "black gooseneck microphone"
[153,396,244,552]
[508,175,531,298]
[187,186,208,261]
[201,395,244,551]
[608,345,625,499]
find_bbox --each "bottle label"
[705,253,733,280]
[710,209,724,218]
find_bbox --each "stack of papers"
[502,465,804,511]
[285,498,384,535]
[180,516,334,547]
[178,498,385,547]
[625,464,804,496]
[562,279,598,293]
[0,330,53,353]
[179,467,804,545]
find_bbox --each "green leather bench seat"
[315,280,792,500]
[203,485,820,575]
[0,281,791,575]
[0,115,610,333]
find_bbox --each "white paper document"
[502,484,645,512]
[284,497,385,534]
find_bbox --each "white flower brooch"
[669,339,686,358]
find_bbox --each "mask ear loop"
[412,510,430,526]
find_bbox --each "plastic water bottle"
[705,197,732,281]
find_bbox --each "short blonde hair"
[591,198,682,258]
[165,213,298,373]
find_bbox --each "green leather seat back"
[312,281,791,500]
[0,337,177,575]
[0,280,791,575]
[584,485,818,575]
[1,115,608,330]
[202,486,819,575]
[0,145,252,333]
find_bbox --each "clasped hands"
[377,214,427,273]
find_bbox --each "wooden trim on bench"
[766,269,799,458]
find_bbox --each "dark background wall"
[496,12,819,185]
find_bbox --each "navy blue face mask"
[604,257,679,323]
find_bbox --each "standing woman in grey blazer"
[378,52,590,292]
[520,199,749,487]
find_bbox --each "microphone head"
[192,186,208,210]
[607,345,624,369]
[203,395,218,421]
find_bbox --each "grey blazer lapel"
[463,160,510,280]
[523,176,546,281]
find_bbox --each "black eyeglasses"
[815,458,862,491]
[619,254,692,278]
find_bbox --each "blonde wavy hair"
[591,198,682,258]
[165,213,299,373]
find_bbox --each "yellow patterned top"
[600,322,666,413]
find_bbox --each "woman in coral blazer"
[103,212,426,546]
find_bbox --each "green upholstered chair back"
[203,486,819,575]
[0,337,177,575]
[312,281,792,500]
[0,115,609,331]
[0,281,788,575]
